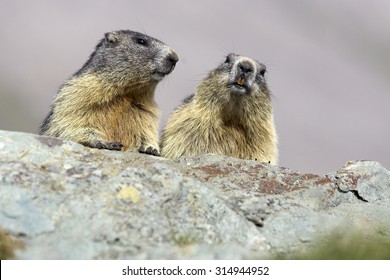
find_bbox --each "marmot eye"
[137,38,147,46]
[224,56,230,63]
[259,69,266,77]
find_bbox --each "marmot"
[40,30,178,155]
[160,53,278,163]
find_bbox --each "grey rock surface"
[0,130,389,259]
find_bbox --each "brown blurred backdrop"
[0,0,389,175]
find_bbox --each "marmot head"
[224,53,267,95]
[196,53,270,105]
[77,30,178,87]
[193,53,272,123]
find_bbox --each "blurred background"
[0,0,389,175]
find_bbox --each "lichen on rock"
[0,130,389,259]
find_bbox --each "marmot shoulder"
[40,30,178,155]
[160,53,278,164]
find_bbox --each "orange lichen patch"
[314,176,334,186]
[198,164,232,176]
[191,164,235,181]
[189,162,336,194]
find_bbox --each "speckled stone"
[0,130,389,259]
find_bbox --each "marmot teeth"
[237,77,245,86]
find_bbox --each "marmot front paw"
[94,141,124,151]
[139,145,160,156]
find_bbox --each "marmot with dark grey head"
[160,53,278,163]
[40,30,178,155]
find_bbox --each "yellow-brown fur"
[45,74,159,151]
[40,30,178,154]
[161,53,278,163]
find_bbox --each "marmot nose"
[238,61,253,74]
[167,51,179,66]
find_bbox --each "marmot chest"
[94,98,156,146]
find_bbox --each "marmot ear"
[105,32,119,44]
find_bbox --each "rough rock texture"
[0,130,389,259]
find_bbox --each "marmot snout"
[228,58,259,95]
[40,30,178,155]
[160,53,278,163]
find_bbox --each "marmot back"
[160,53,278,163]
[40,30,178,155]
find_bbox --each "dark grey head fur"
[74,30,178,85]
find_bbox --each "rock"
[0,130,389,259]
